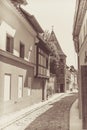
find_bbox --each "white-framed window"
[18,76,23,98]
[4,74,11,101]
[38,48,49,76]
[6,34,14,53]
[20,42,25,58]
[28,46,33,61]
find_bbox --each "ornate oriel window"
[35,43,50,78]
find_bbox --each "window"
[27,77,32,96]
[46,58,48,68]
[20,42,25,58]
[18,76,23,98]
[37,47,49,76]
[6,35,14,53]
[4,74,11,101]
[28,46,33,61]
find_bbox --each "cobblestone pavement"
[3,93,77,130]
[25,93,77,130]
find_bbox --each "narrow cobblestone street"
[0,0,83,129]
[2,93,78,130]
[25,93,77,130]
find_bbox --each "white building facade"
[0,0,51,115]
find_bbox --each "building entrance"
[81,66,87,129]
[60,84,64,92]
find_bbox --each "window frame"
[36,46,49,77]
[6,34,14,53]
[20,42,25,58]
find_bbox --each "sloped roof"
[48,30,66,56]
[37,34,51,54]
[20,7,43,33]
[10,0,43,33]
[11,0,27,5]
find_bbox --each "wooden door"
[60,84,64,92]
[81,66,87,129]
[42,80,45,101]
[4,74,11,101]
[18,76,23,98]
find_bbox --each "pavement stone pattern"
[2,93,77,130]
[2,104,52,130]
[2,93,64,130]
[70,99,82,130]
[25,93,78,130]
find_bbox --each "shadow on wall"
[32,78,44,89]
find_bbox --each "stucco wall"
[0,1,37,63]
[0,0,42,113]
[78,11,87,119]
[0,1,48,115]
[79,11,87,48]
[0,56,42,115]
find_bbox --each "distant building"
[65,66,78,92]
[65,66,71,91]
[73,0,87,129]
[0,0,51,115]
[47,30,66,93]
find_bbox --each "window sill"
[35,74,50,79]
[0,49,35,68]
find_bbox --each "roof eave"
[73,0,87,37]
[11,0,27,5]
[20,7,44,33]
[37,34,51,54]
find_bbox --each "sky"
[23,0,77,69]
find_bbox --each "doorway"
[4,74,11,101]
[42,80,45,101]
[60,84,64,92]
[81,66,87,129]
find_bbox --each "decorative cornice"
[73,36,79,53]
